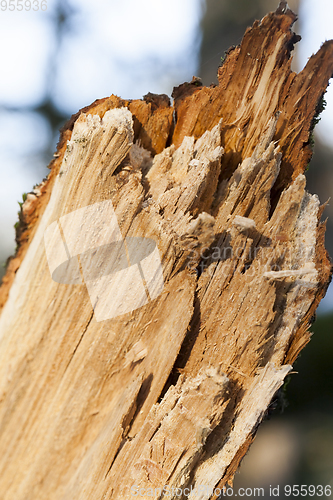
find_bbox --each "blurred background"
[0,0,332,496]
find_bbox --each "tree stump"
[0,3,332,499]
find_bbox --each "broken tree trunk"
[0,3,332,499]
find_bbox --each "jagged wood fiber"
[0,3,332,499]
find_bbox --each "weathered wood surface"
[0,3,332,499]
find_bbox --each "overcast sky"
[0,0,204,256]
[298,0,333,146]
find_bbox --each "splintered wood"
[0,3,332,499]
